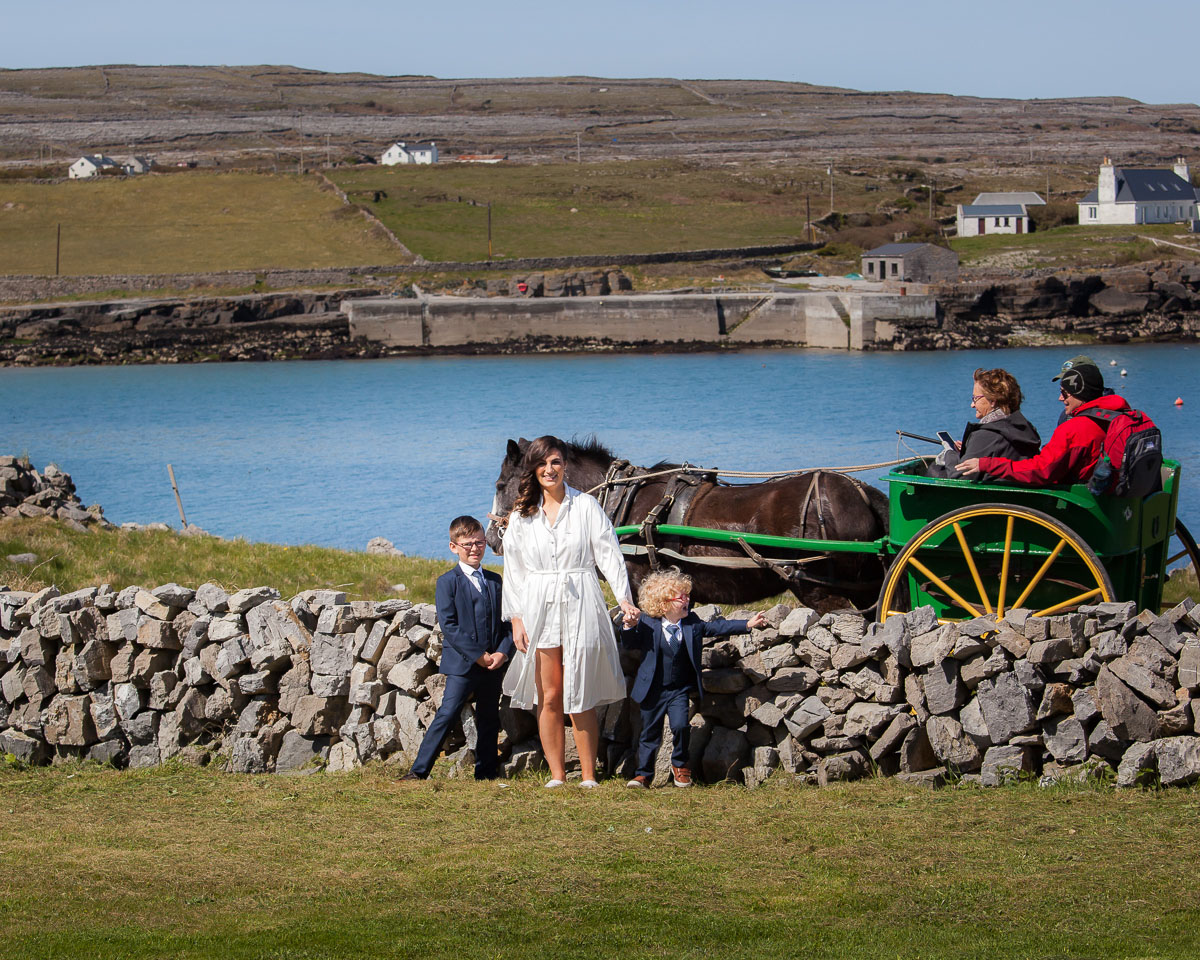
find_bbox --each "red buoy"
[1175,397,1184,406]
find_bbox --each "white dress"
[501,486,632,714]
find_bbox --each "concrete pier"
[345,291,938,350]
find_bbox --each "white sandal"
[579,779,599,789]
[544,778,565,789]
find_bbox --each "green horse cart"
[614,459,1197,623]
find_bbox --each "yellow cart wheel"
[877,503,1115,624]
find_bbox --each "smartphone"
[936,431,956,450]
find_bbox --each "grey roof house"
[861,243,959,284]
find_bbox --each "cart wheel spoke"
[996,515,1015,621]
[952,521,993,615]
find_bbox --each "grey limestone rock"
[925,716,982,771]
[1178,643,1200,691]
[766,665,819,693]
[133,589,180,622]
[869,713,916,762]
[0,729,47,763]
[1042,715,1087,763]
[1095,665,1162,742]
[43,694,97,747]
[127,744,162,769]
[292,695,349,737]
[195,583,229,614]
[226,586,280,615]
[817,749,870,785]
[976,672,1037,744]
[1087,720,1124,764]
[1115,741,1158,788]
[981,745,1032,786]
[137,619,180,651]
[1153,736,1200,786]
[959,696,992,747]
[274,730,330,774]
[152,583,195,608]
[922,660,965,715]
[385,652,435,695]
[702,726,751,783]
[784,695,830,740]
[910,625,956,669]
[842,702,893,739]
[310,633,353,678]
[905,606,938,637]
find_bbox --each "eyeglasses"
[455,540,486,550]
[669,594,691,604]
[971,395,987,403]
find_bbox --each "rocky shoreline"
[3,259,1200,365]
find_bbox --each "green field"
[0,763,1197,960]
[329,160,829,262]
[0,172,410,276]
[950,223,1196,269]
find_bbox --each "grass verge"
[0,763,1197,959]
[0,517,444,603]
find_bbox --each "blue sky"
[5,0,1196,105]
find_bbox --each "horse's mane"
[563,434,616,462]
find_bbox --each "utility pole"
[487,202,492,260]
[577,132,581,163]
[929,177,935,219]
[55,223,61,276]
[828,160,834,215]
[805,194,812,243]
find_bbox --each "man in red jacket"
[956,355,1129,486]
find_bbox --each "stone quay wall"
[2,577,1199,788]
[346,292,939,351]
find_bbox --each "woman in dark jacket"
[929,368,1041,479]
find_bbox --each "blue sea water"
[1,343,1197,559]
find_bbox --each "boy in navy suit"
[404,516,514,780]
[620,568,767,788]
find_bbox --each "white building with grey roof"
[1078,158,1198,225]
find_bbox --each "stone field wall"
[2,575,1200,788]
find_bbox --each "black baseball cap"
[1052,355,1103,401]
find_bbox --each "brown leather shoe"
[625,775,649,789]
[671,766,693,788]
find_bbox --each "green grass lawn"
[0,764,1197,959]
[950,222,1196,269]
[0,517,444,604]
[0,172,410,276]
[328,160,817,262]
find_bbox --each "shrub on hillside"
[1030,199,1078,231]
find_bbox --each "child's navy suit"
[620,611,750,779]
[409,565,513,779]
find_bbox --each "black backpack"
[1082,408,1163,497]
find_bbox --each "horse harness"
[595,463,875,592]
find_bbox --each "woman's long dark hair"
[514,435,566,517]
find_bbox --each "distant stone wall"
[2,576,1198,788]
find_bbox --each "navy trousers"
[409,667,504,779]
[635,684,692,778]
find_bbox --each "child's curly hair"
[637,567,693,619]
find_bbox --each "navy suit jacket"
[620,612,750,705]
[434,566,514,677]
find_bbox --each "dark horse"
[486,437,889,611]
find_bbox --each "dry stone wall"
[2,575,1199,788]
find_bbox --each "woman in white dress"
[501,436,640,788]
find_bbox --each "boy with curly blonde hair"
[619,567,766,787]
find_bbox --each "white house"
[1078,158,1199,225]
[67,155,117,179]
[957,203,1031,237]
[381,141,438,166]
[122,156,153,175]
